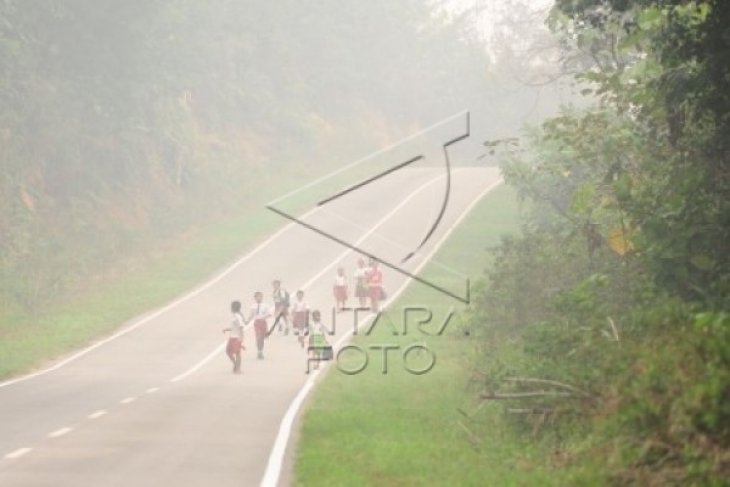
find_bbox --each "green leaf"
[690,255,714,271]
[637,6,664,30]
[571,182,596,216]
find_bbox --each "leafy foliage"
[468,0,729,483]
[0,0,488,312]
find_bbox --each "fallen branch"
[456,407,471,419]
[456,420,481,451]
[532,410,548,437]
[481,390,581,400]
[607,316,620,343]
[501,377,593,398]
[507,408,555,415]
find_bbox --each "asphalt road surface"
[0,167,502,487]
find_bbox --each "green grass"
[294,185,580,486]
[0,146,457,379]
[0,207,284,378]
[0,155,389,380]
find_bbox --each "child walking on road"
[247,291,272,359]
[333,266,348,312]
[354,258,369,309]
[272,279,291,334]
[307,310,330,371]
[222,300,246,374]
[367,259,384,313]
[291,290,309,348]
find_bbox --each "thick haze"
[0,0,567,314]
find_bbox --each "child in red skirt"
[354,258,369,309]
[222,300,246,374]
[333,266,348,312]
[247,291,271,359]
[291,290,309,348]
[367,259,384,312]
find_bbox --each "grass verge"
[0,156,383,380]
[293,184,581,486]
[0,130,456,380]
[0,207,285,378]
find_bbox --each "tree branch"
[501,377,593,397]
[481,390,582,400]
[507,407,556,414]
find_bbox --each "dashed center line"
[88,410,107,419]
[6,388,162,465]
[4,447,32,459]
[48,427,73,438]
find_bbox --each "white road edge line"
[88,410,107,419]
[120,397,136,405]
[48,427,73,438]
[298,169,476,298]
[0,205,324,389]
[260,176,504,487]
[4,448,32,460]
[170,344,225,383]
[146,387,160,394]
[266,110,468,207]
[167,169,466,384]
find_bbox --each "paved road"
[0,167,501,486]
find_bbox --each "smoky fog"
[2,0,727,486]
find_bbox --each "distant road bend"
[0,167,501,487]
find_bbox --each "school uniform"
[226,312,245,355]
[367,267,384,302]
[308,321,329,356]
[354,267,369,298]
[333,274,348,302]
[273,288,290,317]
[273,287,290,331]
[249,301,272,358]
[291,299,309,332]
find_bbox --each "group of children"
[222,258,386,374]
[334,257,385,313]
